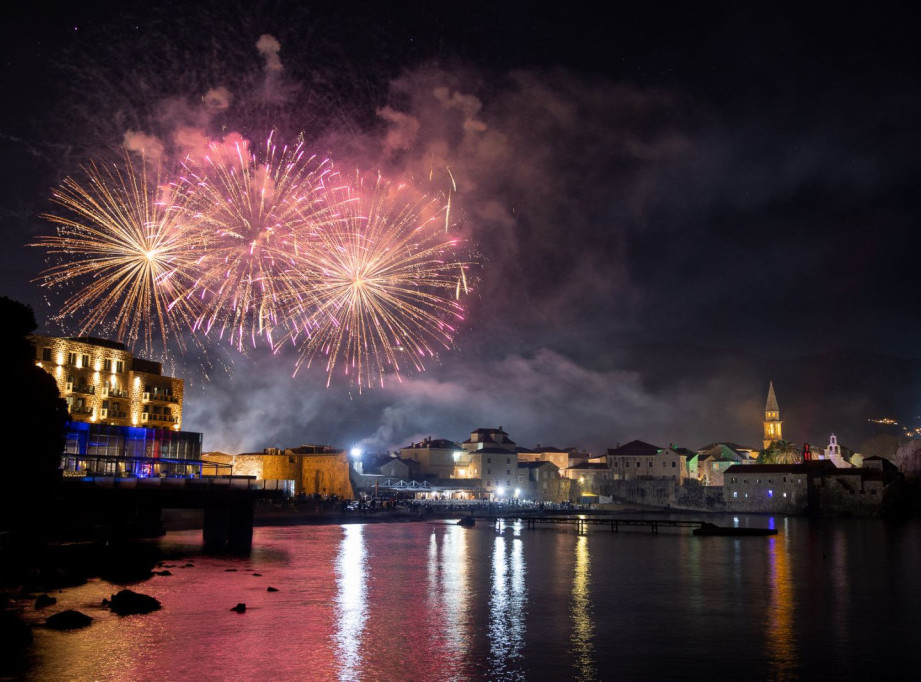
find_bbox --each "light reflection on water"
[766,532,797,680]
[15,517,921,680]
[570,535,596,681]
[490,520,527,680]
[334,524,366,681]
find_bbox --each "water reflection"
[490,523,527,680]
[427,526,471,661]
[570,535,596,681]
[335,525,367,681]
[766,533,798,680]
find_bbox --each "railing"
[73,385,95,395]
[108,389,129,398]
[148,392,178,403]
[70,407,93,415]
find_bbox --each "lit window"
[768,490,773,498]
[733,491,738,498]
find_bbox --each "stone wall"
[605,478,679,506]
[203,451,353,499]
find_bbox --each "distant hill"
[617,344,921,456]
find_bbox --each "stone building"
[465,446,517,495]
[399,437,463,479]
[724,460,897,516]
[724,463,810,514]
[31,334,183,430]
[516,461,572,503]
[204,445,353,498]
[606,440,686,484]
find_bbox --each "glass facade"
[61,421,215,478]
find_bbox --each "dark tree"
[0,296,69,542]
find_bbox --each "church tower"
[763,381,783,450]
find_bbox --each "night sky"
[2,1,919,454]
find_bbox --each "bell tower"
[763,381,782,450]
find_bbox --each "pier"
[520,516,705,534]
[58,476,286,551]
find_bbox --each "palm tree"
[758,440,801,464]
[772,440,800,464]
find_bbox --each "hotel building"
[30,334,183,430]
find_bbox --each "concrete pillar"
[202,506,229,549]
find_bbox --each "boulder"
[34,594,57,609]
[266,586,279,592]
[45,610,92,630]
[109,589,162,615]
[230,603,246,613]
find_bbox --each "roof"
[606,440,664,457]
[473,446,518,455]
[518,461,559,470]
[725,461,837,474]
[462,428,516,446]
[403,438,460,450]
[567,462,610,471]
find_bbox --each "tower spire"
[763,381,783,450]
[766,381,779,412]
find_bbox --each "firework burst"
[33,150,202,355]
[288,173,469,390]
[180,133,335,351]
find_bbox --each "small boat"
[693,522,777,537]
[457,516,475,527]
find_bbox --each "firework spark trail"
[288,173,469,390]
[180,133,335,351]
[33,137,473,390]
[32,150,202,355]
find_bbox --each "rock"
[252,573,262,577]
[181,563,195,568]
[153,570,172,576]
[224,568,238,572]
[34,594,57,609]
[230,603,246,613]
[266,586,279,592]
[108,589,162,615]
[45,610,93,630]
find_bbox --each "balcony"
[73,385,95,396]
[146,392,178,403]
[70,406,93,416]
[109,388,129,398]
